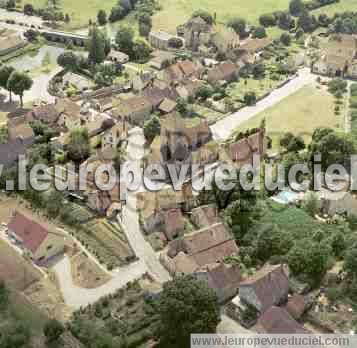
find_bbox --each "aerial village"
[1,0,357,347]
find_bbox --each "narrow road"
[210,68,316,140]
[52,256,146,309]
[118,127,171,284]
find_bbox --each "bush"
[44,319,64,342]
[252,26,267,39]
[259,13,277,27]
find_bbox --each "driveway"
[210,68,316,140]
[53,255,147,309]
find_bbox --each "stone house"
[207,60,237,85]
[101,120,128,151]
[162,59,204,83]
[149,30,183,50]
[107,50,129,64]
[25,103,61,126]
[210,25,240,54]
[7,211,65,264]
[55,99,83,131]
[132,71,154,92]
[184,16,212,52]
[113,95,153,125]
[234,265,289,317]
[191,204,219,228]
[228,129,266,166]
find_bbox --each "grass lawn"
[227,77,282,101]
[235,84,342,149]
[21,0,117,30]
[193,104,225,124]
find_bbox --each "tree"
[44,319,64,343]
[94,63,116,87]
[88,26,106,64]
[67,128,91,163]
[344,247,357,278]
[0,281,8,310]
[139,22,151,37]
[297,10,318,33]
[7,71,33,107]
[57,51,79,71]
[158,275,220,348]
[115,25,134,56]
[228,17,247,38]
[97,9,107,26]
[168,37,183,49]
[259,13,277,27]
[109,5,125,22]
[132,38,152,61]
[244,91,257,105]
[6,0,16,10]
[24,3,35,15]
[0,66,15,102]
[280,32,292,46]
[287,239,331,281]
[46,190,64,218]
[289,0,305,17]
[302,192,319,217]
[143,115,160,142]
[192,9,214,25]
[197,85,214,100]
[252,26,267,39]
[278,13,294,30]
[24,29,39,42]
[65,13,70,23]
[280,132,305,152]
[252,63,265,79]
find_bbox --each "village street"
[210,68,316,140]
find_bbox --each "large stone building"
[312,34,357,78]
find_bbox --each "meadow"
[234,84,342,150]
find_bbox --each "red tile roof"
[256,306,309,334]
[285,294,306,320]
[8,211,49,254]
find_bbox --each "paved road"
[23,67,62,103]
[119,127,171,284]
[53,256,147,309]
[210,68,316,140]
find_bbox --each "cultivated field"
[235,84,342,149]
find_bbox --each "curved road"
[211,68,316,140]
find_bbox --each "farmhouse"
[207,60,237,85]
[7,211,65,264]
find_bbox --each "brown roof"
[163,208,184,240]
[26,104,60,124]
[168,223,238,266]
[203,262,241,294]
[8,211,50,254]
[114,95,152,118]
[0,34,25,52]
[239,265,289,313]
[207,60,236,83]
[178,60,196,76]
[240,37,272,53]
[229,131,265,164]
[159,98,177,114]
[55,99,82,121]
[7,117,34,142]
[285,295,306,320]
[256,306,309,334]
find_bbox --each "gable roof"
[8,211,50,254]
[0,139,31,168]
[7,117,35,142]
[163,208,184,240]
[285,294,306,320]
[240,37,272,53]
[256,306,309,334]
[158,98,177,114]
[26,104,60,124]
[207,60,236,83]
[239,264,289,313]
[191,204,219,228]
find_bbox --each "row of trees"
[0,66,33,107]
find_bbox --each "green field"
[152,0,291,33]
[235,84,342,149]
